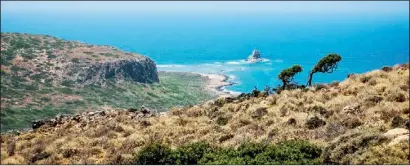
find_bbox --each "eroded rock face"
[81,57,159,84]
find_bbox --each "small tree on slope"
[307,53,342,87]
[278,65,303,90]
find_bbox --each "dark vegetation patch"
[134,140,323,165]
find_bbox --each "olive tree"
[307,54,342,87]
[278,65,303,90]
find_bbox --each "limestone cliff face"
[81,57,159,84]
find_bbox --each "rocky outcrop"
[81,57,159,84]
[247,49,262,62]
[31,106,158,130]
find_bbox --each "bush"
[134,143,173,164]
[169,142,212,165]
[253,140,323,165]
[71,58,80,63]
[306,116,326,129]
[216,116,229,126]
[135,141,324,165]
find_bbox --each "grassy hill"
[1,64,408,164]
[0,33,217,132]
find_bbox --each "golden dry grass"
[1,65,409,164]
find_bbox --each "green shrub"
[47,54,57,59]
[61,80,75,87]
[170,142,212,164]
[71,58,80,63]
[134,143,173,164]
[253,140,323,165]
[134,140,323,165]
[216,116,229,126]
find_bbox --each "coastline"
[197,73,240,97]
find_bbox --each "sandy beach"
[198,73,240,97]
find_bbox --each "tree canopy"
[308,54,342,86]
[278,65,303,89]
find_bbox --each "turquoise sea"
[1,11,409,93]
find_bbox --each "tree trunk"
[307,72,314,87]
[282,80,287,90]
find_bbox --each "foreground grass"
[0,65,409,164]
[0,72,216,132]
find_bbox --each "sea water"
[1,11,408,93]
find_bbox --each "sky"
[1,1,409,15]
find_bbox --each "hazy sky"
[1,1,409,15]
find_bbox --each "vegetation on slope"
[1,71,216,132]
[135,140,322,165]
[1,64,408,164]
[0,33,217,132]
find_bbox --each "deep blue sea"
[1,12,409,93]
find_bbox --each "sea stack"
[247,49,262,62]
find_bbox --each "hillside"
[0,33,218,132]
[1,64,408,164]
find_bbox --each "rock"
[32,120,46,129]
[32,119,58,130]
[342,104,360,115]
[251,106,268,119]
[382,128,409,139]
[127,108,139,113]
[247,49,262,62]
[140,106,151,114]
[388,134,409,146]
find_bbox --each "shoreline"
[197,73,241,98]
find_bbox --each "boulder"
[382,128,409,139]
[388,134,409,146]
[140,106,151,114]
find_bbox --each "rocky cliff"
[0,32,159,86]
[81,57,159,84]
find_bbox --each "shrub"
[306,116,326,129]
[134,143,173,164]
[71,58,80,63]
[386,90,406,102]
[135,140,324,165]
[381,66,393,72]
[323,131,387,164]
[287,118,297,126]
[391,116,406,128]
[216,116,229,126]
[252,140,323,165]
[219,134,234,143]
[169,142,212,165]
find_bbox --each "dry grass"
[1,65,409,164]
